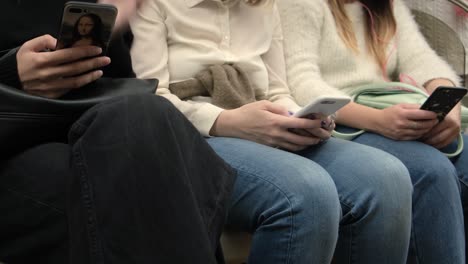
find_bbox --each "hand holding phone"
[17,35,109,98]
[293,95,351,118]
[420,86,467,121]
[56,1,118,55]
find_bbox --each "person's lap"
[450,134,468,202]
[207,137,412,264]
[345,128,466,263]
[0,95,236,264]
[207,137,341,263]
[0,143,70,263]
[298,138,412,263]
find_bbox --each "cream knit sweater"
[277,0,461,107]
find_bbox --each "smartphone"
[420,86,467,121]
[55,1,118,55]
[293,95,351,118]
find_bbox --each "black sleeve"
[0,48,21,89]
[102,31,136,78]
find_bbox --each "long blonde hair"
[328,0,397,71]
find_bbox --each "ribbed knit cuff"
[0,47,21,89]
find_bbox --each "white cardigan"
[277,0,461,107]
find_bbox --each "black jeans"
[0,95,236,264]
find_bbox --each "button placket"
[218,4,234,62]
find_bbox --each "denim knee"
[339,148,413,228]
[408,147,461,205]
[274,159,342,235]
[224,151,341,263]
[209,138,342,243]
[260,160,341,262]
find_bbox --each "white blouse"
[131,0,300,136]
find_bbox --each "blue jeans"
[207,137,412,264]
[340,126,466,264]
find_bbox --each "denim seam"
[338,198,357,219]
[183,134,236,243]
[2,187,64,214]
[206,166,234,238]
[70,120,88,138]
[409,209,421,264]
[458,176,468,191]
[338,197,357,264]
[72,140,104,264]
[187,135,224,239]
[236,169,295,264]
[350,221,356,264]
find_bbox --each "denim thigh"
[350,130,465,264]
[298,138,413,264]
[451,134,468,262]
[207,137,341,264]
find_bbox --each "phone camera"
[69,8,82,13]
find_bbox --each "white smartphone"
[55,1,118,55]
[293,95,351,118]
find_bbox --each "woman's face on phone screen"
[78,16,95,36]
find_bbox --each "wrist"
[424,78,456,94]
[210,110,234,137]
[362,108,385,134]
[335,103,380,132]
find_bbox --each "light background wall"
[404,0,467,82]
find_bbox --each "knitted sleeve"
[0,48,21,89]
[261,4,301,113]
[277,0,348,107]
[394,0,461,87]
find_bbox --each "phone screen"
[420,86,467,121]
[56,2,117,54]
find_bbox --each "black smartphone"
[420,86,467,121]
[55,1,118,55]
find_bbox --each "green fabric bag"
[332,82,467,158]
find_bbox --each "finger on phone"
[24,70,103,94]
[283,130,323,146]
[61,70,104,89]
[281,115,322,129]
[45,46,104,65]
[423,132,448,149]
[26,35,58,53]
[406,109,438,120]
[47,56,111,79]
[304,127,331,140]
[407,119,438,131]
